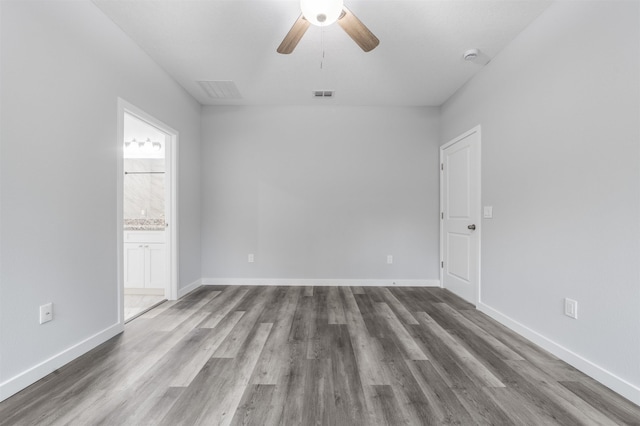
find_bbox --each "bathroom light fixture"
[124,138,162,154]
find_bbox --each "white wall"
[440,1,640,404]
[201,106,440,284]
[0,1,201,400]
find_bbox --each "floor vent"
[197,80,242,99]
[313,90,335,98]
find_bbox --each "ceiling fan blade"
[277,14,311,54]
[337,6,379,52]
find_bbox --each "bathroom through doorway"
[118,101,177,322]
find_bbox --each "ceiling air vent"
[313,90,335,98]
[197,80,242,99]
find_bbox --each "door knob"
[468,224,476,230]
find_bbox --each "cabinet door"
[124,243,146,288]
[146,243,166,289]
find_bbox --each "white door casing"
[440,126,481,305]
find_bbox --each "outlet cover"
[564,298,578,319]
[40,303,53,324]
[248,253,255,263]
[387,255,393,264]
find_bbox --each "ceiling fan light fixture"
[278,3,378,54]
[301,0,344,26]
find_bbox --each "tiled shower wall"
[124,159,165,220]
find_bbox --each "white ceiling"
[93,0,552,107]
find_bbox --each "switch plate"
[248,253,254,263]
[483,206,493,219]
[564,298,578,319]
[387,255,393,264]
[40,303,53,324]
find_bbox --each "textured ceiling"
[93,0,552,106]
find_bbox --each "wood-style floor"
[1,286,639,425]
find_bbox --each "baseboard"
[478,302,640,406]
[178,278,203,298]
[201,278,440,287]
[0,322,123,402]
[124,288,164,296]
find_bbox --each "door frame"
[117,98,179,325]
[439,125,482,305]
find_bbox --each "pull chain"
[320,26,325,70]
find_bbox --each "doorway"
[440,126,481,305]
[117,100,178,323]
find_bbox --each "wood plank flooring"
[1,286,639,425]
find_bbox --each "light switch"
[483,206,493,219]
[564,298,578,319]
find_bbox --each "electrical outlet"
[40,303,53,324]
[248,253,254,263]
[387,255,393,264]
[564,298,578,319]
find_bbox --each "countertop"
[124,218,166,231]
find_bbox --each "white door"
[441,127,481,305]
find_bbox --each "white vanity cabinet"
[124,231,166,290]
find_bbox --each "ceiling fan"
[277,0,379,54]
